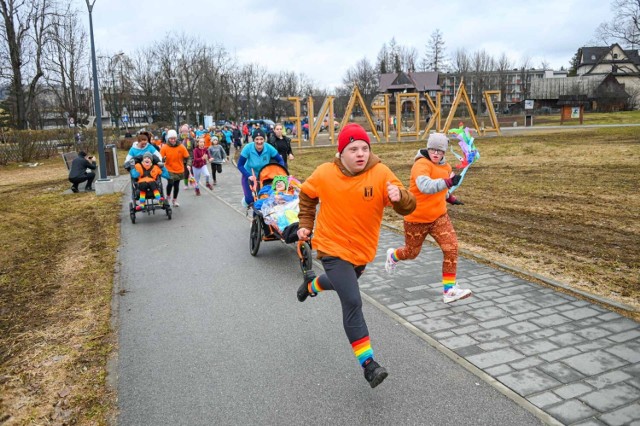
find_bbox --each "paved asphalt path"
[115,175,542,425]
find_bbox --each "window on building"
[613,53,618,59]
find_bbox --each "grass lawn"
[0,162,120,425]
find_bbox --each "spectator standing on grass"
[68,151,96,193]
[268,123,294,168]
[295,123,416,388]
[384,133,471,304]
[160,129,190,207]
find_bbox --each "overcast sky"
[79,0,613,90]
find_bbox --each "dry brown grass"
[0,161,121,425]
[290,127,640,318]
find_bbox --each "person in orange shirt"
[384,133,472,304]
[296,123,416,389]
[160,129,190,207]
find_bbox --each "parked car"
[245,119,275,128]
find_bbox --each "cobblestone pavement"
[212,158,640,426]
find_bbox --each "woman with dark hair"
[267,123,294,167]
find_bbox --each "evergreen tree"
[376,43,389,74]
[568,48,582,77]
[424,29,448,72]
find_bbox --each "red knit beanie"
[337,123,370,153]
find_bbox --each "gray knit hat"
[427,133,449,152]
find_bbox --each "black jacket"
[268,134,292,158]
[68,155,96,179]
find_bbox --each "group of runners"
[123,120,471,390]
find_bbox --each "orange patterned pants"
[395,214,458,276]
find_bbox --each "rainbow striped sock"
[352,336,373,367]
[391,249,400,262]
[443,273,456,293]
[139,191,146,203]
[307,277,323,295]
[153,189,161,200]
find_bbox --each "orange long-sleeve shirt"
[160,143,190,174]
[134,163,162,183]
[299,154,415,266]
[404,156,452,223]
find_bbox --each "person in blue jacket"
[124,132,162,168]
[237,128,284,207]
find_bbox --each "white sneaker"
[443,285,472,304]
[172,199,179,207]
[384,248,398,274]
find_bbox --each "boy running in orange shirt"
[384,133,472,304]
[296,123,416,388]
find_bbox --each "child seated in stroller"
[130,152,169,210]
[254,175,301,241]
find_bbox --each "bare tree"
[341,57,378,106]
[470,49,495,114]
[452,47,471,97]
[595,0,640,48]
[0,0,55,129]
[518,56,532,103]
[262,72,284,121]
[495,53,512,113]
[43,3,90,126]
[194,43,234,119]
[238,63,266,119]
[400,46,418,72]
[423,29,448,72]
[130,47,160,124]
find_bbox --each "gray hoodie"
[414,149,449,194]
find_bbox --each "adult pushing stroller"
[248,162,313,275]
[125,155,172,224]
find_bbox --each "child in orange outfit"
[131,152,169,209]
[384,133,472,304]
[296,123,416,389]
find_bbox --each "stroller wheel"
[298,241,313,273]
[166,206,172,220]
[129,202,136,224]
[250,216,262,256]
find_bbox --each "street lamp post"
[86,0,107,180]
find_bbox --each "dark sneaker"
[297,270,317,302]
[85,186,94,192]
[363,359,388,389]
[71,186,79,193]
[195,187,201,196]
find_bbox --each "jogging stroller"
[125,156,172,224]
[248,162,313,275]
